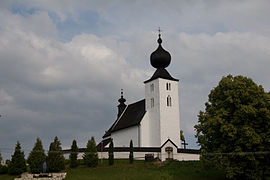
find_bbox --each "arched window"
[166,83,171,91]
[151,98,154,108]
[167,95,172,107]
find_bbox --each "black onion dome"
[150,34,171,69]
[118,89,126,104]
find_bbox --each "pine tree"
[129,140,134,164]
[69,139,78,168]
[47,137,65,172]
[0,152,6,174]
[27,138,46,173]
[8,141,26,175]
[108,139,114,165]
[83,137,98,167]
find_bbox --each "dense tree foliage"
[195,75,270,179]
[69,139,79,168]
[129,140,134,164]
[0,153,8,174]
[108,140,114,165]
[27,138,46,173]
[8,142,26,175]
[47,137,65,172]
[83,137,98,167]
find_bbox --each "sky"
[0,0,270,160]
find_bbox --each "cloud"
[1,0,270,158]
[0,10,148,158]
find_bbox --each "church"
[96,33,200,161]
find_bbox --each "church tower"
[144,33,180,148]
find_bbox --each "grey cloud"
[1,0,270,159]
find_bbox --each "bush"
[47,137,65,172]
[8,142,26,175]
[129,140,134,164]
[69,139,78,168]
[108,140,114,165]
[0,165,8,174]
[27,138,46,173]
[83,137,98,167]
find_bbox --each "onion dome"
[117,89,126,118]
[150,33,171,69]
[118,89,126,104]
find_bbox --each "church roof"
[144,68,179,83]
[103,99,146,138]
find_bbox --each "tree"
[108,139,114,165]
[129,140,134,164]
[8,142,26,175]
[47,137,65,172]
[27,138,46,173]
[69,139,78,168]
[83,137,98,167]
[0,152,8,174]
[195,75,270,180]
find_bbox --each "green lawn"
[0,174,17,180]
[0,160,226,180]
[65,160,226,180]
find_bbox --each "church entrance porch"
[165,146,173,160]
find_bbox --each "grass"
[65,159,226,180]
[0,160,226,180]
[0,174,17,180]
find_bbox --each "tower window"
[151,98,154,108]
[167,95,172,107]
[166,83,171,91]
[150,84,154,92]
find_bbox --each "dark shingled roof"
[102,99,146,138]
[96,138,111,151]
[144,68,179,83]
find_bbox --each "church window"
[150,84,154,92]
[167,95,172,107]
[151,98,154,108]
[166,83,171,91]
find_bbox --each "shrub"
[83,137,98,167]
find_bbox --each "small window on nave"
[150,84,154,92]
[151,98,154,108]
[167,95,172,107]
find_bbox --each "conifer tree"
[83,137,98,167]
[69,139,78,168]
[0,153,6,174]
[47,137,65,172]
[27,138,46,173]
[8,142,26,175]
[129,140,134,164]
[108,139,114,165]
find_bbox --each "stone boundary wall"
[15,172,66,180]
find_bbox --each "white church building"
[95,33,200,161]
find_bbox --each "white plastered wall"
[159,79,180,147]
[110,126,139,147]
[139,112,150,147]
[145,78,161,147]
[145,78,180,148]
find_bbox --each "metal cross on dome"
[158,27,162,37]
